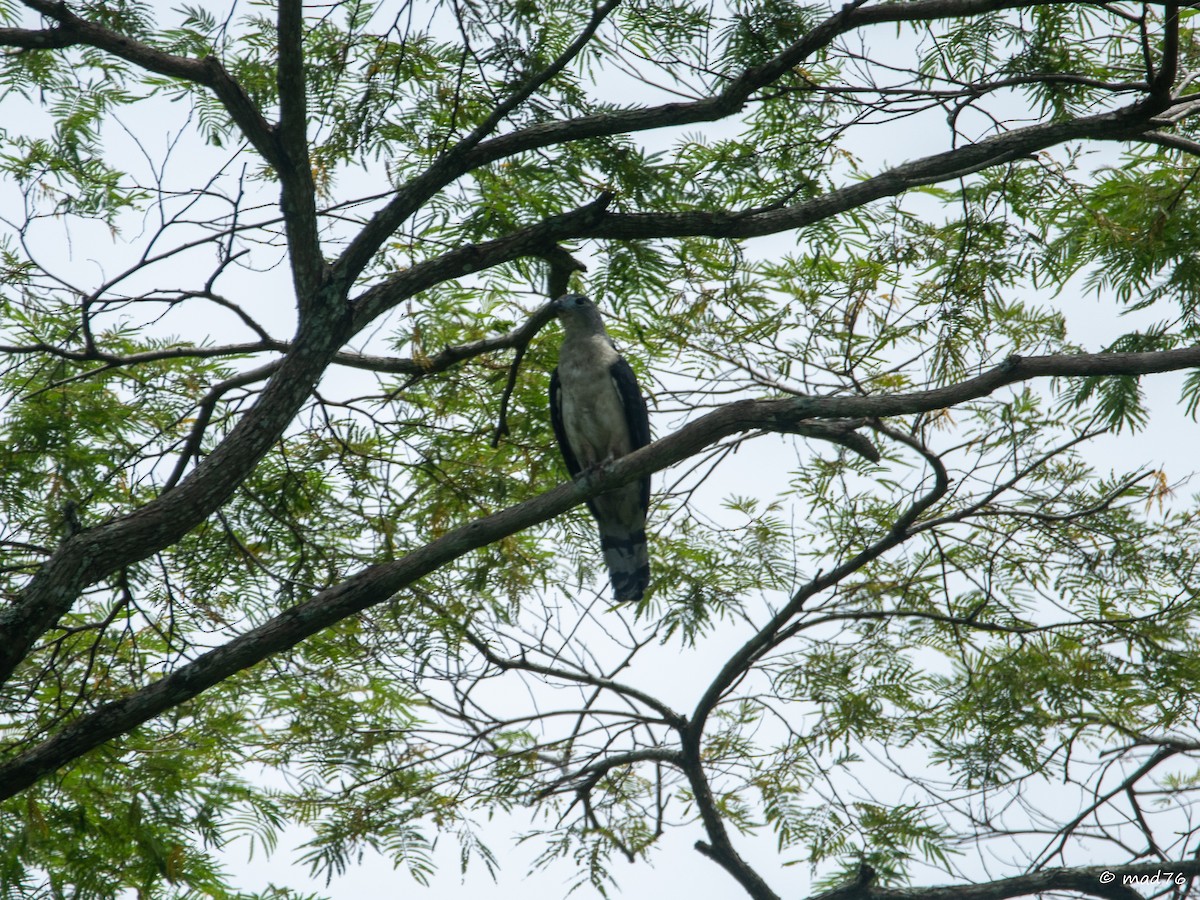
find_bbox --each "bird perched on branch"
[549,295,651,602]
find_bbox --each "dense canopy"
[2,1,1200,898]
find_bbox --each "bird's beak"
[550,295,571,319]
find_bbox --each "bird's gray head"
[552,293,607,336]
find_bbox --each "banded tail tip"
[599,529,649,603]
[610,565,650,603]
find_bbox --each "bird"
[549,294,651,602]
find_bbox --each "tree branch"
[1150,1,1180,101]
[333,0,622,282]
[462,629,687,728]
[451,0,1091,171]
[686,423,949,760]
[4,344,1200,797]
[274,0,324,301]
[349,192,613,330]
[582,99,1170,242]
[329,0,1103,289]
[491,249,586,446]
[685,724,781,900]
[817,860,1200,900]
[0,326,571,380]
[535,746,684,800]
[346,95,1173,335]
[161,362,280,491]
[7,2,283,171]
[0,307,352,688]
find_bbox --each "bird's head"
[552,293,606,335]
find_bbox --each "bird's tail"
[599,525,650,603]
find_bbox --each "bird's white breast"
[557,335,631,468]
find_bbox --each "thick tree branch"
[7,2,282,170]
[1150,2,1180,101]
[274,0,324,301]
[349,192,613,330]
[0,7,351,688]
[0,301,353,688]
[815,860,1200,900]
[582,100,1171,241]
[333,0,622,281]
[330,0,1103,288]
[3,344,1200,797]
[4,2,1197,893]
[455,0,1103,170]
[347,96,1173,335]
[686,740,781,900]
[13,83,1178,398]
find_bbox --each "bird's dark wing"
[549,367,582,479]
[609,356,651,512]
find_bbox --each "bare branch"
[686,421,951,742]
